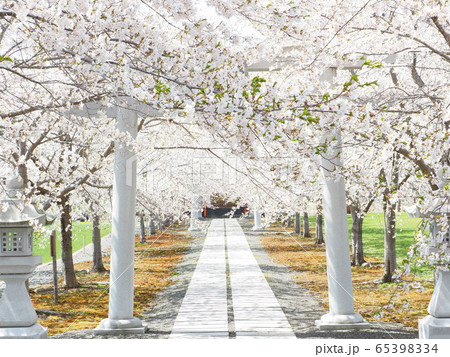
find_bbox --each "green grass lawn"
[34,222,112,264]
[302,212,423,265]
[349,212,423,263]
[349,212,433,278]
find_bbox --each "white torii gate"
[69,97,161,335]
[248,59,371,330]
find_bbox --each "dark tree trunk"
[92,215,106,273]
[381,154,400,283]
[303,212,311,237]
[162,217,170,228]
[60,195,79,288]
[350,205,365,266]
[382,197,397,283]
[17,138,28,189]
[316,213,324,244]
[287,215,292,227]
[140,212,146,243]
[149,218,156,235]
[294,212,300,234]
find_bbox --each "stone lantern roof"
[0,175,48,226]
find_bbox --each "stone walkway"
[170,219,295,339]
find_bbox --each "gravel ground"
[2,219,418,339]
[241,219,418,339]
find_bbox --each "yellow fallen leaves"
[261,226,433,329]
[30,231,192,335]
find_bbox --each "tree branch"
[395,147,439,191]
[0,94,107,119]
[351,26,450,63]
[431,16,450,48]
[411,53,425,88]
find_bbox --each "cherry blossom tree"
[1,0,448,288]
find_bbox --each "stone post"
[315,130,369,330]
[188,195,200,231]
[252,209,263,230]
[95,102,144,335]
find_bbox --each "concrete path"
[170,219,295,339]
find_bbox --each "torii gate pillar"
[94,101,144,335]
[315,129,369,330]
[68,98,161,335]
[314,66,369,330]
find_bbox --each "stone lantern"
[419,198,450,339]
[0,175,49,338]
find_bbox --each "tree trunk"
[155,215,162,231]
[17,138,28,189]
[316,213,324,244]
[287,215,292,227]
[60,195,79,288]
[140,212,146,243]
[149,217,156,235]
[381,153,400,283]
[92,215,106,273]
[303,211,311,237]
[382,197,397,283]
[295,212,300,234]
[350,205,365,266]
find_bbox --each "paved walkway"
[170,219,295,339]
